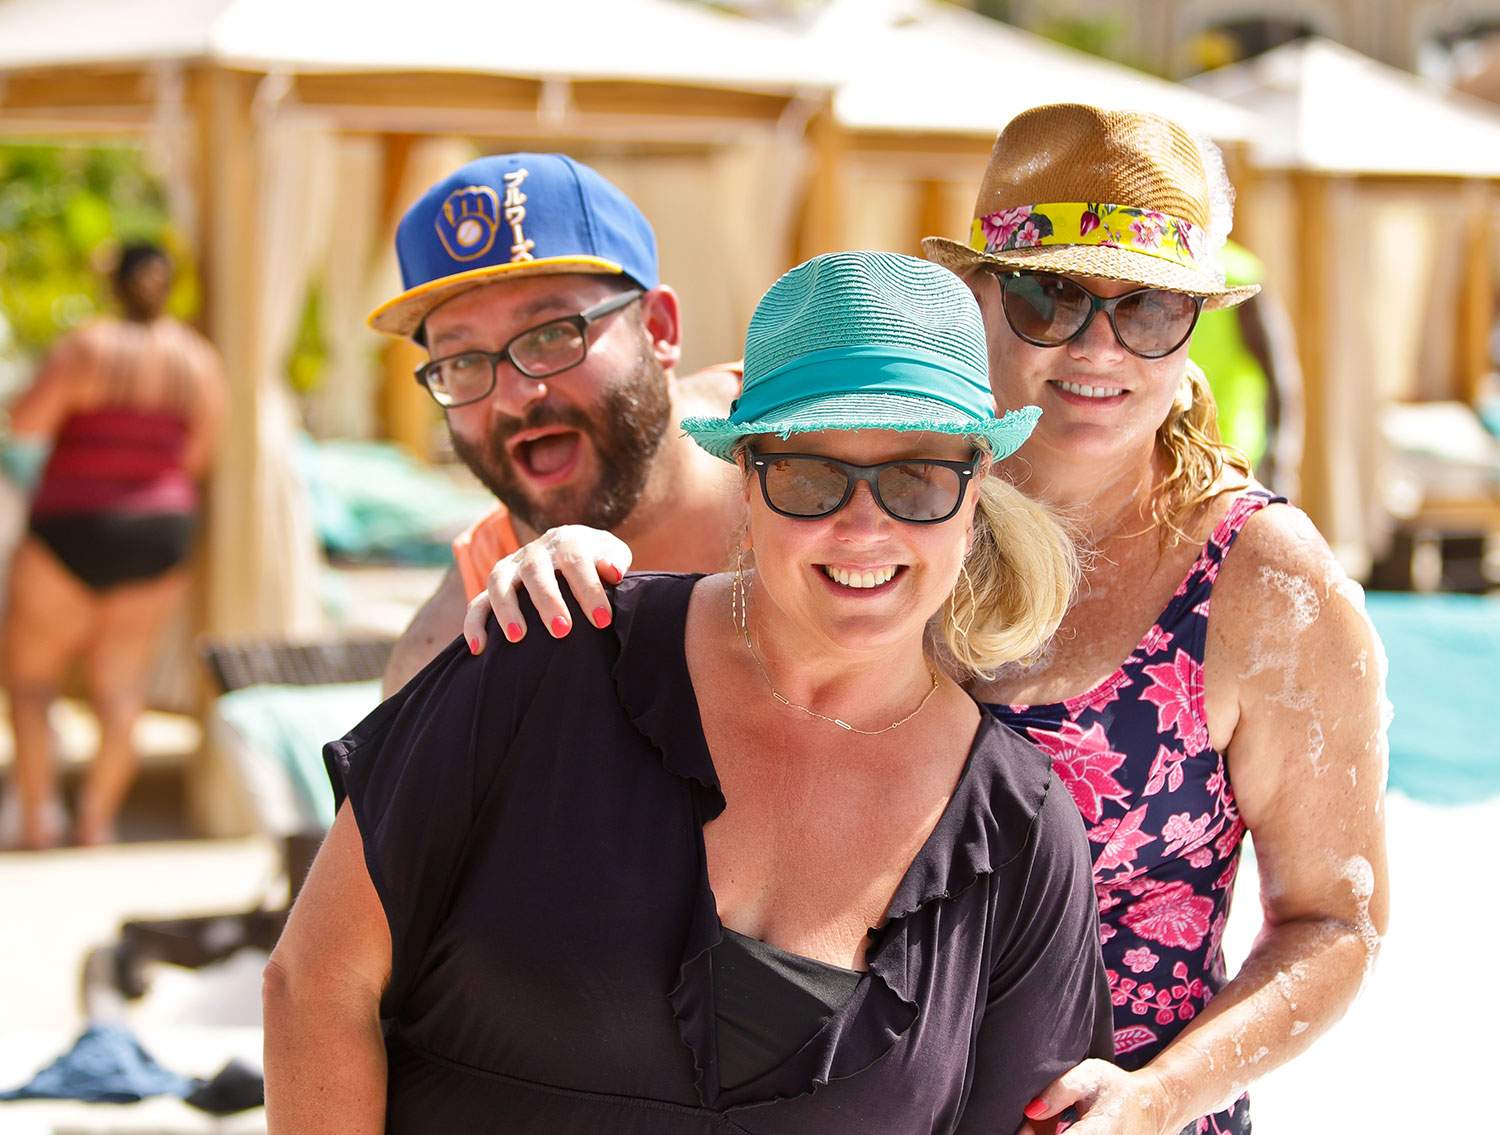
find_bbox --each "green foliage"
[1032,13,1161,75]
[1036,14,1122,59]
[965,0,1012,20]
[286,279,330,395]
[0,142,193,356]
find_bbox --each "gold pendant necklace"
[731,556,939,736]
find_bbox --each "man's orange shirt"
[452,505,522,600]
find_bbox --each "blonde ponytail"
[939,475,1078,681]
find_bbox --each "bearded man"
[372,154,738,694]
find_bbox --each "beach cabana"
[0,0,832,642]
[795,0,1258,259]
[1191,37,1500,574]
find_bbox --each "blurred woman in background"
[1,242,224,849]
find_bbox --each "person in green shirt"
[1189,239,1303,496]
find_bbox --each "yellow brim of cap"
[368,255,626,337]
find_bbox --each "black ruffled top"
[325,573,1113,1134]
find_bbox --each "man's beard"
[449,350,673,535]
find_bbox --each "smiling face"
[967,269,1190,469]
[425,273,672,535]
[743,429,982,659]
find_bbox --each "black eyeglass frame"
[414,287,644,407]
[995,270,1206,360]
[747,450,981,525]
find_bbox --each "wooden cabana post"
[373,131,433,460]
[1290,170,1335,534]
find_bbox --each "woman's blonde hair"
[937,472,1077,681]
[1152,359,1251,545]
[1150,131,1251,541]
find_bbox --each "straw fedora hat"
[923,104,1259,311]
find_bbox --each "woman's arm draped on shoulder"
[465,525,633,650]
[955,778,1114,1134]
[1027,506,1391,1134]
[267,627,552,1129]
[460,358,740,652]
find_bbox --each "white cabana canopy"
[815,0,1257,142]
[0,0,828,92]
[1190,37,1500,177]
[1189,38,1500,573]
[773,0,1257,273]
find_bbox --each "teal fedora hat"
[681,251,1040,462]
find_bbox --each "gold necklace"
[731,555,940,736]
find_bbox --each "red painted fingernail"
[605,564,623,584]
[504,623,523,643]
[1024,1099,1046,1119]
[466,635,478,655]
[550,615,571,636]
[592,606,611,629]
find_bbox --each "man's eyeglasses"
[995,271,1204,360]
[748,450,979,524]
[415,288,643,408]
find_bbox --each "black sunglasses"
[748,450,979,524]
[415,288,643,407]
[996,271,1204,360]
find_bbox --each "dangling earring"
[953,559,978,646]
[731,544,749,637]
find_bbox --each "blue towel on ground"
[0,1022,197,1103]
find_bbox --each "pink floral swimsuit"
[986,490,1283,1135]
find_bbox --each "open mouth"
[509,428,584,483]
[819,564,903,591]
[1050,379,1128,401]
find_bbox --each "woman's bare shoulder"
[1209,497,1375,670]
[160,318,223,367]
[1217,498,1339,598]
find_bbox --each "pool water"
[1366,591,1500,804]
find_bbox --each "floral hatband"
[969,202,1201,270]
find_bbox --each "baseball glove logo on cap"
[370,152,660,340]
[435,185,502,262]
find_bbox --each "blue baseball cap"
[368,153,660,339]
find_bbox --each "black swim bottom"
[29,512,197,591]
